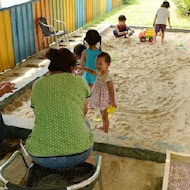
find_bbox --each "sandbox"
[1,26,190,189]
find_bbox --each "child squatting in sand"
[113,15,134,38]
[78,52,117,133]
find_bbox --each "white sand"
[2,28,190,149]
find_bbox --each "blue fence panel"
[11,3,36,64]
[106,0,112,12]
[75,0,85,29]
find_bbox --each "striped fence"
[0,0,123,72]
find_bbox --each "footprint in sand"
[102,160,120,185]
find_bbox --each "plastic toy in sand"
[139,28,155,42]
[93,106,115,122]
[107,105,116,114]
[119,48,125,52]
[128,30,135,36]
[179,42,186,50]
[110,54,114,61]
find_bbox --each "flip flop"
[92,114,112,122]
[92,117,101,122]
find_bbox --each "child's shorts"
[155,24,166,33]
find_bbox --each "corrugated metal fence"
[0,0,123,72]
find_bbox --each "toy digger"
[139,28,155,42]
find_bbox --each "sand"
[1,27,190,189]
[0,151,164,190]
[3,27,190,149]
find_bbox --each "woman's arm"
[107,81,117,108]
[84,98,88,115]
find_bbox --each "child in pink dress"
[78,52,117,133]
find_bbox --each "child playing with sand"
[79,29,101,88]
[113,15,134,38]
[153,1,172,43]
[73,44,86,65]
[78,52,117,133]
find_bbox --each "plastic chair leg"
[98,170,104,190]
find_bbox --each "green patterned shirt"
[25,73,93,157]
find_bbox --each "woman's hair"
[84,29,101,50]
[97,52,111,64]
[74,44,86,58]
[118,15,126,21]
[162,1,170,8]
[46,48,76,73]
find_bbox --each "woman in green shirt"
[25,48,93,169]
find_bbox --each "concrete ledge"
[5,125,31,139]
[3,114,190,163]
[93,142,166,163]
[0,60,49,110]
[0,80,34,111]
[111,25,190,33]
[4,122,166,163]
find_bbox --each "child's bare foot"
[95,125,104,130]
[85,155,95,165]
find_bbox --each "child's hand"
[10,83,16,90]
[0,82,16,97]
[76,65,84,76]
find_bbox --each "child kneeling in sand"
[113,15,134,38]
[78,52,117,133]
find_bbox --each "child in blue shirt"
[80,30,101,88]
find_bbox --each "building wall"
[0,0,123,72]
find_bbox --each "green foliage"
[173,0,190,16]
[183,0,190,9]
[83,5,127,29]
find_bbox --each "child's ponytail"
[83,30,102,51]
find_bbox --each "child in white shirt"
[153,1,172,43]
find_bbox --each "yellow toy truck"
[139,28,155,42]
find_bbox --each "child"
[78,52,117,133]
[153,1,172,43]
[80,29,101,88]
[73,44,86,65]
[113,15,134,38]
